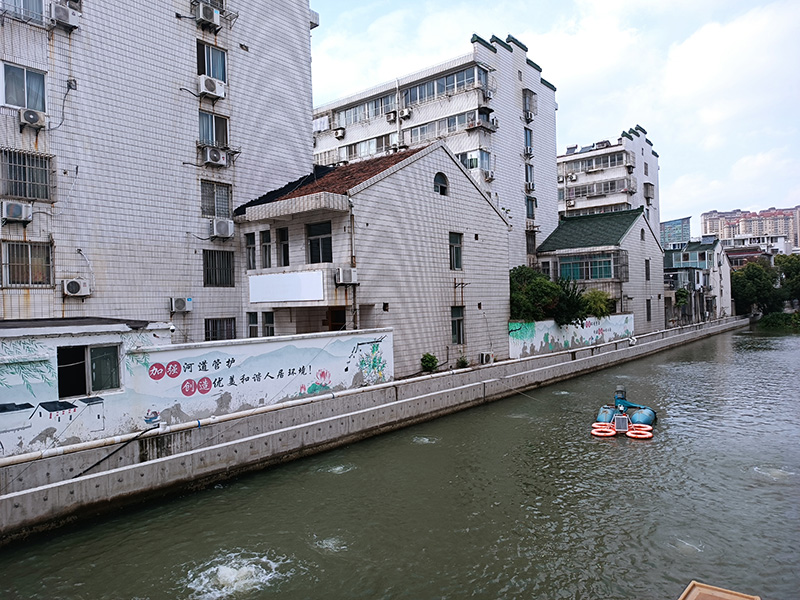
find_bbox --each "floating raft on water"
[678,580,761,600]
[591,385,657,439]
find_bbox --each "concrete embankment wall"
[0,317,746,544]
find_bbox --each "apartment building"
[557,126,660,227]
[0,0,316,342]
[235,142,511,377]
[701,207,800,249]
[312,34,559,268]
[536,207,666,335]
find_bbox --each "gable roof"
[537,207,645,252]
[234,148,424,216]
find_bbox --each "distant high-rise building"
[660,217,692,250]
[702,207,800,249]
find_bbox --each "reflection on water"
[1,331,798,600]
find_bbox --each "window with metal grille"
[204,317,236,341]
[451,306,464,345]
[1,241,51,287]
[1,149,51,200]
[201,0,224,9]
[0,1,44,25]
[202,249,234,287]
[449,232,462,270]
[200,180,231,218]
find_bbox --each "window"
[524,128,533,148]
[262,312,275,337]
[559,253,617,280]
[645,259,651,281]
[200,180,231,218]
[57,345,120,399]
[434,172,448,196]
[197,41,227,81]
[449,232,462,270]
[307,221,332,263]
[451,306,464,345]
[522,89,538,115]
[1,149,50,200]
[640,228,645,241]
[277,227,290,266]
[205,318,236,341]
[245,233,256,270]
[541,261,551,279]
[456,149,491,171]
[1,1,44,24]
[646,299,652,322]
[525,164,535,183]
[1,241,51,286]
[199,111,228,147]
[526,197,536,219]
[3,63,45,111]
[644,162,649,176]
[247,312,258,337]
[260,230,272,268]
[203,249,234,287]
[526,231,536,255]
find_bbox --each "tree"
[551,278,588,327]
[582,289,613,318]
[509,266,561,321]
[731,261,786,315]
[775,254,800,305]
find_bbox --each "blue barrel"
[596,405,617,423]
[630,408,656,425]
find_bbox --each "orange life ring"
[626,430,653,439]
[592,422,615,429]
[591,428,616,437]
[629,424,653,431]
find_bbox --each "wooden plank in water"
[678,580,761,600]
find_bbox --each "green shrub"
[456,355,469,369]
[421,352,439,373]
[757,312,800,331]
[583,289,613,318]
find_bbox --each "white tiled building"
[0,0,316,342]
[557,126,660,227]
[236,142,512,377]
[312,34,559,268]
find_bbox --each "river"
[1,330,798,600]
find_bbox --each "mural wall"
[0,328,393,457]
[508,315,633,359]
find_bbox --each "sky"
[308,0,800,236]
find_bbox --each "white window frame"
[2,62,46,111]
[197,41,227,82]
[0,0,44,24]
[199,111,228,148]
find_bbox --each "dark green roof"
[537,208,644,252]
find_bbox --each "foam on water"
[412,435,440,444]
[317,463,356,475]
[182,549,297,599]
[311,534,349,553]
[753,466,795,481]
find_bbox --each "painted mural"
[508,315,633,359]
[0,328,393,457]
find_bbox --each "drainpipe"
[348,194,359,329]
[395,78,402,143]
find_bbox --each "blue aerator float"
[591,385,657,439]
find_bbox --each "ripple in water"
[317,463,356,474]
[412,435,440,444]
[310,534,349,553]
[181,549,298,599]
[752,466,795,481]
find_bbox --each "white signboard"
[249,271,325,303]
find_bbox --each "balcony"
[244,191,350,222]
[465,116,498,133]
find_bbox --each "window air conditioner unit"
[557,175,564,183]
[335,267,358,285]
[566,199,576,207]
[170,297,193,312]
[399,108,412,120]
[198,75,226,100]
[524,111,534,122]
[333,128,346,139]
[483,170,495,182]
[2,201,33,222]
[19,108,46,130]
[50,2,80,29]
[525,182,535,193]
[63,278,91,297]
[203,146,228,167]
[479,352,494,365]
[194,2,221,30]
[210,217,234,239]
[386,111,397,123]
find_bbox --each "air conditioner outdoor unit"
[525,182,535,193]
[333,128,346,139]
[524,145,534,157]
[568,173,578,182]
[399,108,412,120]
[385,111,397,123]
[524,111,534,122]
[2,201,33,222]
[479,352,494,365]
[335,267,359,285]
[483,90,494,100]
[63,278,91,297]
[203,146,228,167]
[170,297,193,312]
[210,217,234,239]
[194,2,221,30]
[557,175,564,183]
[50,2,80,29]
[566,199,576,207]
[483,170,495,182]
[19,108,46,130]
[198,75,226,100]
